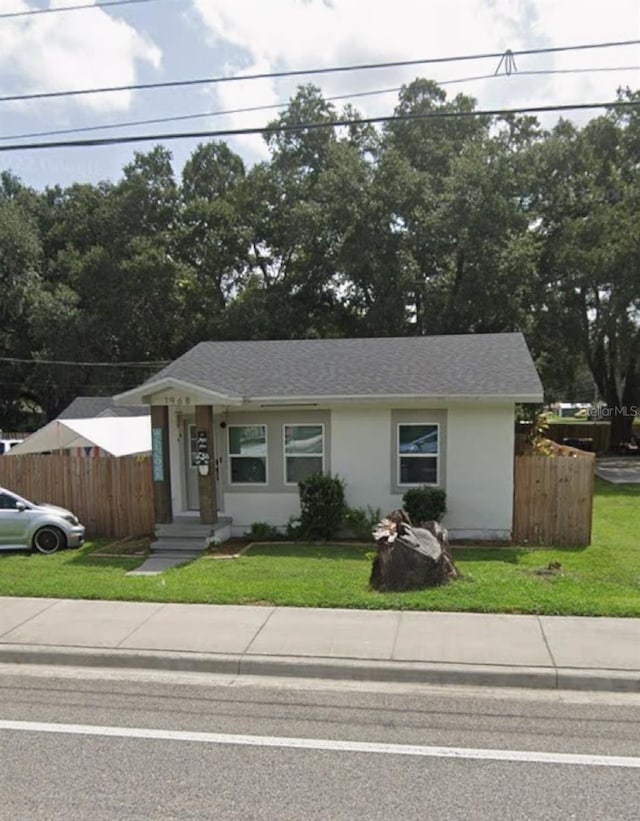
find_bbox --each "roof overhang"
[115,380,543,409]
[242,392,544,407]
[114,377,243,407]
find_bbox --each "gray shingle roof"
[58,396,150,419]
[136,334,542,400]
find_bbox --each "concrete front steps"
[152,516,232,558]
[128,515,232,575]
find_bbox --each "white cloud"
[190,0,640,148]
[0,0,162,113]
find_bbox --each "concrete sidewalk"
[1,596,639,693]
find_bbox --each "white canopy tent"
[8,417,151,458]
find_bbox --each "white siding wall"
[330,407,399,513]
[330,403,514,540]
[226,493,301,535]
[444,404,514,539]
[183,401,515,540]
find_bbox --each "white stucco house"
[115,334,543,541]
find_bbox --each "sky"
[1,0,639,191]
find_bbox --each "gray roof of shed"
[130,334,542,401]
[58,396,150,419]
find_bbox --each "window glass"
[229,425,267,484]
[398,424,438,454]
[398,424,439,485]
[0,493,19,510]
[229,425,267,456]
[284,424,323,483]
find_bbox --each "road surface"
[1,665,639,820]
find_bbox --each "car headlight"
[63,514,79,526]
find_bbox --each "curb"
[1,645,638,693]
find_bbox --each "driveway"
[596,457,640,484]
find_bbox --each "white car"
[0,439,24,455]
[0,487,85,554]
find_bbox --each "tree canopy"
[1,82,638,442]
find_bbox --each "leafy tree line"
[1,82,638,444]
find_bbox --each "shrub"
[344,505,381,542]
[286,515,303,540]
[248,521,280,541]
[298,473,346,540]
[402,486,446,524]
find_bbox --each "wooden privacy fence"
[0,455,155,539]
[513,448,595,546]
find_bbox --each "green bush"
[344,505,381,542]
[286,515,303,540]
[298,473,346,540]
[402,486,446,524]
[248,521,280,541]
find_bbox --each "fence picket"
[0,455,154,539]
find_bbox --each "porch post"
[150,405,172,523]
[195,404,218,525]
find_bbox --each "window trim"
[397,422,440,487]
[283,423,325,486]
[228,423,269,486]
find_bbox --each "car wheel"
[33,526,66,555]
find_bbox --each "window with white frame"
[284,424,324,484]
[398,423,439,485]
[228,425,267,484]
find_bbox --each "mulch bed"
[205,538,253,557]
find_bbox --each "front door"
[184,421,199,510]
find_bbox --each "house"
[114,334,543,540]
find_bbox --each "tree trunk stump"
[369,509,460,593]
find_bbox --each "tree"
[534,106,640,445]
[176,141,248,343]
[0,192,44,427]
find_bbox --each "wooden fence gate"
[513,450,595,546]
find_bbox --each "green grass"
[0,479,638,616]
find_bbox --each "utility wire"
[2,65,639,143]
[0,0,166,19]
[0,39,638,104]
[0,99,637,153]
[0,356,168,367]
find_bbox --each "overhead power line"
[0,0,166,19]
[0,39,638,104]
[2,65,639,143]
[0,99,637,153]
[0,356,168,367]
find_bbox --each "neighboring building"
[57,396,150,420]
[115,334,543,540]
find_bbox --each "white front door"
[184,421,199,510]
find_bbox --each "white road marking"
[1,719,639,769]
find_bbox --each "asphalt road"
[1,666,639,820]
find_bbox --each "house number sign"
[161,394,193,406]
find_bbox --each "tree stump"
[369,509,460,592]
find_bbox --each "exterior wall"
[444,404,515,539]
[330,406,397,512]
[331,404,513,540]
[159,399,515,540]
[225,493,301,535]
[219,409,329,535]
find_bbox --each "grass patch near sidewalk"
[0,480,637,615]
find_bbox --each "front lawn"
[0,479,638,616]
